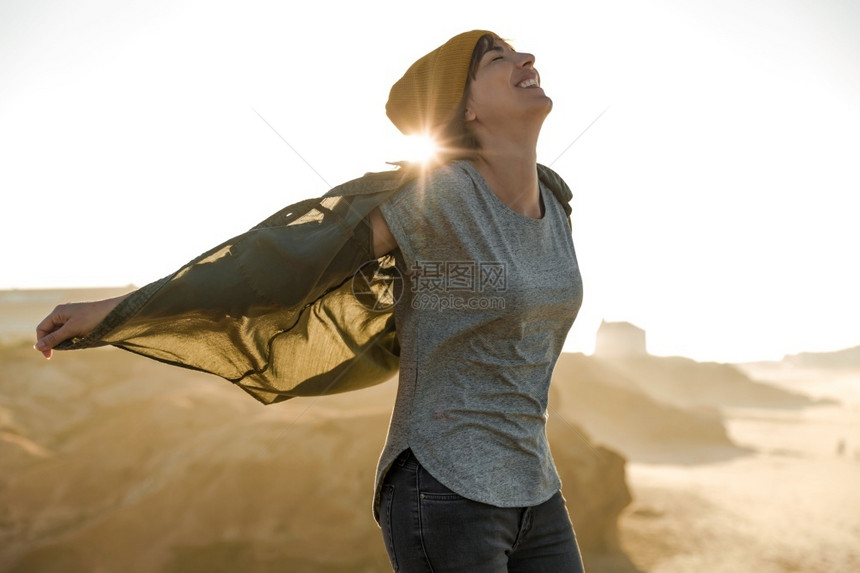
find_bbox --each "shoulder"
[326,160,474,201]
[402,159,474,190]
[385,160,477,207]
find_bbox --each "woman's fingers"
[35,304,76,358]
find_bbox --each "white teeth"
[517,78,539,88]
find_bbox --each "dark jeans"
[379,449,585,572]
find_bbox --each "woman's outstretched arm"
[32,206,395,360]
[34,293,131,359]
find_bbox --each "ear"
[464,107,477,123]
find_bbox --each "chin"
[535,95,553,118]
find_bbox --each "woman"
[35,30,585,572]
[370,31,585,572]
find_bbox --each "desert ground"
[2,289,858,572]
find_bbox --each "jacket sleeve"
[57,175,407,405]
[537,163,573,229]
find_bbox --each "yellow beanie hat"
[386,30,494,135]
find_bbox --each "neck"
[469,128,542,218]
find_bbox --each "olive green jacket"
[58,163,574,405]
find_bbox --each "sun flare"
[401,134,439,164]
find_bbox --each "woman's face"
[464,41,552,128]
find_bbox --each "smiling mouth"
[516,78,540,88]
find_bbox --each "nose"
[517,51,536,68]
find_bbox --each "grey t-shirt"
[375,160,583,516]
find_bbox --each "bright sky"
[2,0,858,363]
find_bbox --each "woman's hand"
[34,294,130,359]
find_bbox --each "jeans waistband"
[394,448,420,470]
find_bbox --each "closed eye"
[483,46,505,64]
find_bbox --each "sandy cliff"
[597,355,818,410]
[1,342,632,572]
[550,353,744,464]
